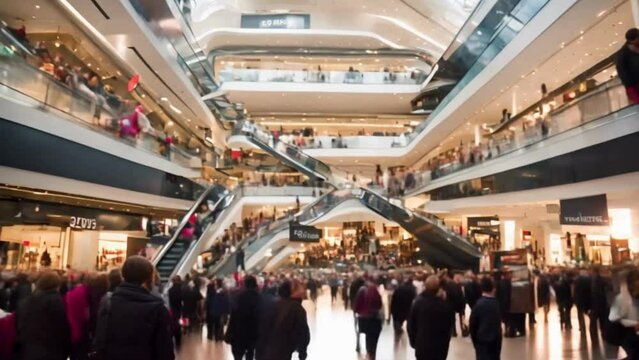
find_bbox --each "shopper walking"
[390,279,416,334]
[168,275,184,349]
[407,275,454,360]
[226,275,261,360]
[256,280,310,360]
[205,281,230,341]
[574,269,592,332]
[470,277,502,360]
[15,271,71,360]
[616,28,639,104]
[609,268,639,359]
[354,280,384,360]
[94,256,174,360]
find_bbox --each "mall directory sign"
[289,223,322,243]
[559,194,609,226]
[241,14,310,29]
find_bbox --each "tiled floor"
[178,287,623,360]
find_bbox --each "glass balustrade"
[218,68,424,85]
[411,74,631,190]
[0,32,202,168]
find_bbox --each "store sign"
[241,14,310,29]
[70,216,97,230]
[289,223,322,243]
[560,194,609,226]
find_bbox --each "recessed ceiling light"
[35,5,40,9]
[31,15,36,19]
[160,97,168,102]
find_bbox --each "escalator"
[205,187,481,274]
[209,189,357,276]
[233,121,334,185]
[153,184,229,282]
[358,188,481,270]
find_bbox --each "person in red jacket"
[354,280,383,360]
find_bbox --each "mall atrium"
[1,0,639,359]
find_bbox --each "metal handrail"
[152,185,225,267]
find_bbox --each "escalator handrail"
[153,184,226,267]
[234,120,334,182]
[359,188,479,253]
[244,131,330,182]
[208,189,356,275]
[165,191,231,279]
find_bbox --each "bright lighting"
[169,104,182,114]
[504,220,515,250]
[609,208,631,239]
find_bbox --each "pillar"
[632,0,639,28]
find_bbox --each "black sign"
[560,194,609,226]
[289,223,322,243]
[241,14,310,29]
[0,199,143,231]
[467,216,500,228]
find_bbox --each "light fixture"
[169,104,182,114]
[35,4,40,9]
[160,97,168,102]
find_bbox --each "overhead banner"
[289,223,322,243]
[241,14,310,29]
[559,194,609,226]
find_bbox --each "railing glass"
[411,72,630,190]
[218,69,424,85]
[0,32,200,168]
[153,184,228,282]
[233,121,333,182]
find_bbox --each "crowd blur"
[2,23,191,161]
[3,260,639,360]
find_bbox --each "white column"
[632,0,639,28]
[474,124,481,145]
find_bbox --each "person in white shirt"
[609,269,639,358]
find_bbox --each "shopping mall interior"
[1,0,639,359]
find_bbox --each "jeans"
[206,315,224,341]
[359,317,382,359]
[474,340,502,360]
[232,346,254,360]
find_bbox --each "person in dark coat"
[9,273,31,312]
[536,271,551,323]
[181,278,203,333]
[464,272,482,310]
[16,271,71,360]
[496,269,513,337]
[168,276,183,349]
[554,270,574,330]
[470,277,502,360]
[407,275,454,360]
[444,272,467,337]
[227,275,262,360]
[616,28,639,104]
[94,256,174,360]
[255,280,310,360]
[574,269,592,332]
[205,281,230,341]
[590,266,612,340]
[390,279,417,334]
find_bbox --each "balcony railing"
[218,68,424,85]
[410,73,631,191]
[0,35,200,168]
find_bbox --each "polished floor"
[178,287,624,360]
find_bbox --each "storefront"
[0,199,155,271]
[557,195,634,265]
[467,216,501,252]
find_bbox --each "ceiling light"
[35,5,40,9]
[141,94,146,98]
[597,10,606,17]
[31,15,36,20]
[187,118,192,122]
[169,105,182,114]
[160,97,168,102]
[618,21,623,25]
